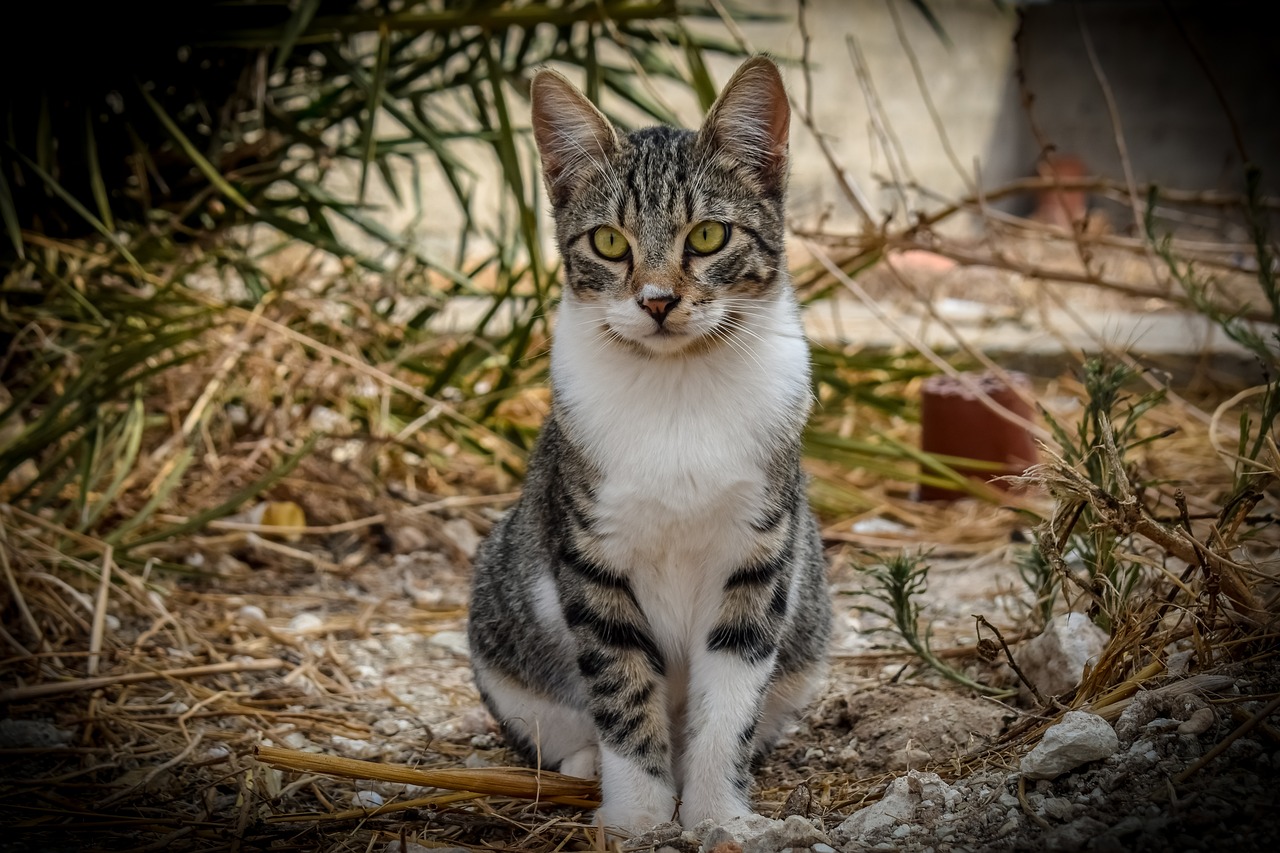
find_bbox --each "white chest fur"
[551,292,811,652]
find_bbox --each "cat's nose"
[638,292,680,325]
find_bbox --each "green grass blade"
[103,446,195,545]
[0,152,25,258]
[677,23,718,113]
[358,24,392,205]
[272,0,323,74]
[83,109,116,233]
[138,84,258,215]
[1,143,140,271]
[78,395,145,532]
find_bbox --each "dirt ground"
[4,488,1277,852]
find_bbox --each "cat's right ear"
[531,70,618,206]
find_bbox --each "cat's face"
[532,57,791,356]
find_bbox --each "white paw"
[559,745,599,780]
[677,791,752,829]
[597,802,675,836]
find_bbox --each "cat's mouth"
[604,312,744,358]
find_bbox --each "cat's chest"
[555,338,804,571]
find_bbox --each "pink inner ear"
[530,71,616,197]
[700,59,791,185]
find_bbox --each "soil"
[4,506,1276,853]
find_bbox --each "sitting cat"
[467,55,831,834]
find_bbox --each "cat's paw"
[676,791,753,829]
[596,800,676,836]
[559,745,599,780]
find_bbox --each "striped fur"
[467,56,831,834]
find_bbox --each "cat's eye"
[686,220,729,255]
[591,225,630,260]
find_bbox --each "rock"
[387,524,430,554]
[834,771,959,844]
[428,630,470,658]
[441,518,481,559]
[235,604,267,625]
[1020,711,1119,780]
[623,821,685,851]
[1177,707,1216,736]
[331,734,381,759]
[0,719,73,748]
[286,612,324,634]
[693,815,828,853]
[780,783,813,818]
[1042,816,1110,852]
[352,790,384,809]
[1017,613,1109,700]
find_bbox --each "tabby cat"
[467,56,831,834]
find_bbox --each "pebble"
[1178,707,1216,736]
[1017,613,1109,699]
[428,630,470,658]
[287,612,323,634]
[331,734,380,759]
[1021,711,1119,779]
[373,719,402,737]
[0,719,73,748]
[352,790,384,809]
[280,731,309,750]
[235,604,266,624]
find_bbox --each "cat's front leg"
[678,561,786,826]
[558,547,677,834]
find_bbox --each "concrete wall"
[326,0,1278,257]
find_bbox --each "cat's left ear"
[531,69,619,207]
[697,56,790,195]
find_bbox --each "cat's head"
[531,56,791,357]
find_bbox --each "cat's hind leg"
[475,669,598,778]
[752,664,826,764]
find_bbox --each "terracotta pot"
[918,371,1039,502]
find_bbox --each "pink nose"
[640,294,680,324]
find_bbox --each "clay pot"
[918,371,1039,502]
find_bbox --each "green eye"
[687,220,728,255]
[591,225,630,260]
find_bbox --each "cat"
[466,55,831,835]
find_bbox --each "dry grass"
[2,231,1276,851]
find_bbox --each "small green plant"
[1015,543,1057,630]
[860,550,1011,697]
[1036,359,1170,630]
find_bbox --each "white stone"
[287,612,323,634]
[1020,711,1119,780]
[280,730,309,750]
[697,814,830,853]
[428,630,470,658]
[441,518,482,558]
[1017,613,1109,700]
[835,771,958,843]
[353,790,384,809]
[332,735,380,759]
[235,604,266,624]
[850,517,910,535]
